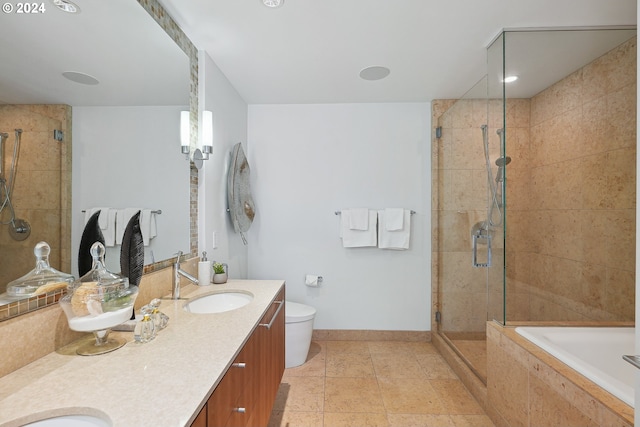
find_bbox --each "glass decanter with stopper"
[60,242,138,355]
[6,241,74,297]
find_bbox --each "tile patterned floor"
[268,340,495,427]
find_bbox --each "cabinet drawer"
[207,360,244,427]
[201,285,286,427]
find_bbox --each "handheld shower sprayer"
[474,125,512,267]
[0,132,7,181]
[482,126,510,228]
[0,129,30,240]
[494,155,511,183]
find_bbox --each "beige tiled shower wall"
[508,37,637,322]
[0,105,71,293]
[434,36,637,329]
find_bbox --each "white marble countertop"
[0,279,285,427]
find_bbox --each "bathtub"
[515,326,635,407]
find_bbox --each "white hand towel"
[348,208,369,230]
[340,209,377,247]
[115,208,140,245]
[103,209,117,247]
[139,209,158,246]
[384,208,404,231]
[97,208,110,230]
[378,209,411,250]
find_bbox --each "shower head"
[495,156,511,183]
[496,128,503,136]
[495,156,511,167]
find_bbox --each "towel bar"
[82,209,162,214]
[335,210,415,215]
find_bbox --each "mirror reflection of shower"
[0,129,31,241]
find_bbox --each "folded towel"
[98,208,110,230]
[103,209,117,247]
[384,208,404,231]
[378,209,411,250]
[116,208,141,245]
[139,209,158,246]
[348,208,369,230]
[340,209,377,247]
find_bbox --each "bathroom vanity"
[192,286,285,427]
[0,280,285,427]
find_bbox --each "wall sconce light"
[180,110,214,169]
[180,110,190,159]
[201,110,213,160]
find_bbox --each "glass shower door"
[434,73,506,382]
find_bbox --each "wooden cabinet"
[251,287,285,427]
[192,287,285,427]
[191,405,207,427]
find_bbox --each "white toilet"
[285,301,316,368]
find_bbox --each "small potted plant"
[212,262,228,284]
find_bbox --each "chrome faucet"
[173,251,199,299]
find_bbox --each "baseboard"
[311,329,430,342]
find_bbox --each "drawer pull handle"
[259,300,283,330]
[234,407,246,413]
[232,362,246,368]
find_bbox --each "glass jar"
[60,242,138,355]
[6,241,74,297]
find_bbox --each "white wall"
[198,52,249,277]
[247,103,431,331]
[72,106,190,275]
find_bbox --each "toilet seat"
[285,301,316,323]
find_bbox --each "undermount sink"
[22,415,111,427]
[184,291,253,314]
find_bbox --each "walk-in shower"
[0,129,30,241]
[433,27,636,384]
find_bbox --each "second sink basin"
[184,291,253,314]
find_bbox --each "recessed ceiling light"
[503,75,518,83]
[359,66,391,81]
[62,71,99,85]
[52,0,80,13]
[263,0,283,7]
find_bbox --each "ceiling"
[0,0,189,106]
[0,0,636,106]
[159,0,637,104]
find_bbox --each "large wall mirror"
[0,0,192,312]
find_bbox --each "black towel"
[78,210,105,277]
[120,210,144,320]
[120,210,144,288]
